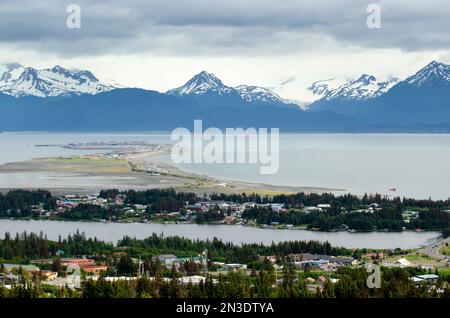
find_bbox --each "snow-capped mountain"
[309,74,400,102]
[235,85,291,104]
[167,71,234,96]
[307,60,450,125]
[308,77,349,100]
[0,63,118,97]
[400,60,450,88]
[167,71,295,107]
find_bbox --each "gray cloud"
[0,0,449,57]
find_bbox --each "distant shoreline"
[0,148,342,196]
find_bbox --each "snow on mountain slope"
[401,60,450,88]
[167,71,296,107]
[0,63,118,97]
[308,77,349,101]
[235,85,292,105]
[309,75,400,102]
[166,71,234,96]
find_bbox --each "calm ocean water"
[1,132,450,199]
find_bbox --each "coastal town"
[1,188,449,297]
[23,190,449,233]
[1,239,448,296]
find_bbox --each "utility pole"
[137,255,143,278]
[203,249,208,278]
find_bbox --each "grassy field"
[42,156,131,173]
[439,244,450,256]
[383,253,432,263]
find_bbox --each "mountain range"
[0,63,118,98]
[0,61,450,131]
[307,61,450,126]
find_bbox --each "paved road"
[418,237,450,260]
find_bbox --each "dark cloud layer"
[0,0,449,57]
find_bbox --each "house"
[178,215,190,222]
[55,250,65,257]
[304,277,316,284]
[224,263,247,271]
[81,265,108,275]
[179,275,218,285]
[155,254,178,266]
[40,270,58,281]
[303,207,322,213]
[270,203,285,213]
[364,252,385,260]
[223,216,237,224]
[394,258,412,268]
[212,262,225,268]
[259,255,277,264]
[316,275,327,286]
[383,257,413,268]
[415,274,439,282]
[290,253,357,267]
[185,204,206,213]
[61,258,96,267]
[0,273,20,284]
[2,264,40,274]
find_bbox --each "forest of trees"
[79,266,450,298]
[117,233,352,266]
[0,190,55,218]
[0,231,113,261]
[241,206,449,232]
[1,263,448,299]
[0,231,351,266]
[60,204,124,221]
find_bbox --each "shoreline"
[126,149,344,196]
[0,148,344,196]
[0,215,443,235]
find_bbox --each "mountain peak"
[167,70,233,96]
[426,60,443,68]
[404,60,450,88]
[192,70,224,86]
[356,74,377,84]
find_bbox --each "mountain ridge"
[1,61,450,132]
[0,63,118,98]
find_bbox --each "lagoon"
[0,219,440,249]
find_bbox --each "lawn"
[439,244,450,256]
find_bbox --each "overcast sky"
[0,0,449,104]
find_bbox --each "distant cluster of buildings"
[289,253,359,270]
[257,253,358,273]
[0,263,59,287]
[31,191,425,231]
